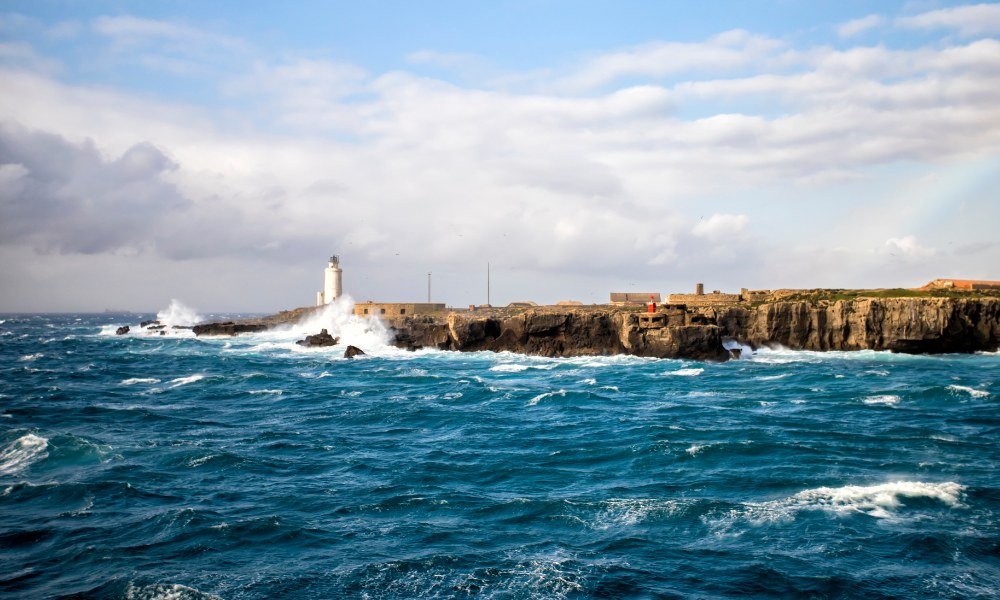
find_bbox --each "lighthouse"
[315,255,343,306]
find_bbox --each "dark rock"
[192,322,270,336]
[159,331,166,336]
[344,345,365,359]
[295,329,339,347]
[115,326,130,335]
[140,320,158,328]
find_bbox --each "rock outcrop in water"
[296,329,339,347]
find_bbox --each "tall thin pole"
[427,272,431,303]
[487,262,491,306]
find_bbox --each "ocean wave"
[121,378,161,385]
[947,385,990,399]
[490,364,529,372]
[667,368,703,377]
[248,389,283,395]
[528,389,567,406]
[717,481,966,525]
[125,582,221,600]
[169,375,205,388]
[18,353,43,362]
[863,394,900,405]
[0,433,48,476]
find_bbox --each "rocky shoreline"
[180,297,1000,361]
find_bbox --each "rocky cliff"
[187,297,1000,361]
[386,297,1000,360]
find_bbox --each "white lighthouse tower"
[315,255,343,306]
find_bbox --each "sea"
[1,301,998,599]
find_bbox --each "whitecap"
[755,373,789,381]
[18,353,42,362]
[579,378,597,385]
[863,394,900,405]
[947,385,990,399]
[528,389,566,406]
[686,443,705,456]
[781,480,965,518]
[248,389,283,395]
[0,433,49,476]
[600,385,619,392]
[716,480,966,526]
[125,582,222,600]
[490,364,529,373]
[667,368,703,377]
[120,378,161,385]
[169,374,205,388]
[590,498,684,528]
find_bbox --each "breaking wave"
[0,433,49,476]
[156,299,203,328]
[947,385,990,399]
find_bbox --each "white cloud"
[692,214,749,241]
[885,235,936,258]
[837,14,885,38]
[897,3,1000,37]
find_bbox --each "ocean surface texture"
[1,307,998,599]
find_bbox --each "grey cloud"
[0,123,188,254]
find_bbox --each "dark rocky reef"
[296,329,339,347]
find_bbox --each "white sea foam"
[755,373,789,381]
[19,353,42,361]
[686,444,705,456]
[156,299,203,328]
[125,582,222,600]
[0,433,48,476]
[580,378,597,385]
[528,389,566,406]
[947,385,990,399]
[169,374,205,388]
[781,481,965,518]
[863,394,900,405]
[248,389,283,395]
[121,378,161,385]
[667,368,703,377]
[591,498,684,528]
[491,364,529,373]
[715,481,966,526]
[601,385,619,392]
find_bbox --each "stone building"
[922,278,1000,291]
[354,302,446,318]
[668,283,741,306]
[610,292,661,305]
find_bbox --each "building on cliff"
[922,278,1000,291]
[668,283,741,306]
[354,301,445,318]
[315,255,343,306]
[610,293,661,305]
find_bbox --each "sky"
[1,1,999,312]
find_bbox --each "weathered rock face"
[706,298,1000,353]
[295,329,339,347]
[386,308,728,361]
[344,345,365,359]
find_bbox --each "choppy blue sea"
[1,309,999,599]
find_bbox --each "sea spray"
[156,299,203,328]
[266,295,396,355]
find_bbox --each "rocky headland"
[186,295,1000,361]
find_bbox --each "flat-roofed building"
[922,278,1000,291]
[610,292,661,305]
[354,302,446,318]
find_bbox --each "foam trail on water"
[156,299,203,328]
[0,433,49,476]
